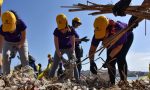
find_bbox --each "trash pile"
[0,67,150,90]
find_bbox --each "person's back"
[89,16,134,85]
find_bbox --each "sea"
[116,77,138,81]
[127,77,138,80]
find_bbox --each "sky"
[1,0,150,72]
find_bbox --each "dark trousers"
[29,62,37,72]
[75,46,82,77]
[107,32,133,84]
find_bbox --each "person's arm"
[0,35,4,67]
[88,36,100,75]
[19,30,26,48]
[112,0,131,16]
[75,38,80,42]
[71,35,75,51]
[89,36,100,62]
[89,45,97,62]
[89,44,98,75]
[54,36,61,57]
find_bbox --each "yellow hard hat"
[72,17,81,24]
[94,16,109,39]
[0,0,3,6]
[2,11,17,32]
[0,0,3,16]
[56,13,68,30]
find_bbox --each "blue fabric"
[110,21,128,49]
[53,26,75,49]
[0,19,27,42]
[91,35,101,47]
[72,27,80,46]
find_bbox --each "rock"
[11,86,18,90]
[0,80,5,87]
[0,87,4,90]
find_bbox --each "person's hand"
[81,36,90,42]
[128,16,139,31]
[102,57,115,68]
[102,62,108,68]
[57,67,63,76]
[112,0,131,16]
[90,60,97,75]
[102,57,110,68]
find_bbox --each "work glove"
[128,16,139,31]
[81,36,90,42]
[102,61,108,68]
[90,60,97,75]
[112,0,131,16]
[57,67,63,76]
[102,57,111,68]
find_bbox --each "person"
[57,17,89,77]
[28,52,37,72]
[37,63,42,75]
[72,17,89,77]
[112,0,150,30]
[112,0,131,16]
[17,52,37,72]
[0,0,3,74]
[0,10,29,75]
[48,13,79,81]
[0,0,3,16]
[57,61,64,78]
[47,54,53,68]
[89,16,134,85]
[37,54,53,79]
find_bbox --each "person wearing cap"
[112,0,131,16]
[112,0,150,32]
[72,17,89,77]
[37,54,53,79]
[0,0,3,17]
[57,17,89,78]
[48,13,79,81]
[89,16,134,85]
[0,10,29,75]
[37,63,42,75]
[28,52,37,72]
[0,0,3,74]
[47,54,53,68]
